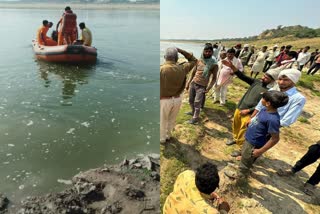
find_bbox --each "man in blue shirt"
[253,69,306,127]
[225,91,289,182]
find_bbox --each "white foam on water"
[8,144,15,147]
[57,179,72,185]
[19,185,24,190]
[26,121,33,126]
[66,128,75,134]
[81,122,90,127]
[111,118,115,123]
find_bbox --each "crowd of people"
[36,6,93,47]
[160,42,319,213]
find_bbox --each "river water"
[160,41,206,64]
[0,8,159,202]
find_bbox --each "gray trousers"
[189,82,206,119]
[239,140,258,178]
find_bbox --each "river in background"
[160,41,206,64]
[0,8,159,202]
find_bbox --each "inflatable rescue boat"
[32,40,97,63]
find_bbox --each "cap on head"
[278,68,301,84]
[244,44,249,48]
[273,45,278,48]
[266,69,279,81]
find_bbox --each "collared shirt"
[160,53,197,97]
[163,170,222,214]
[216,57,243,86]
[192,58,218,87]
[255,87,306,127]
[297,52,311,66]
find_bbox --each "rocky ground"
[1,154,160,214]
[161,71,320,214]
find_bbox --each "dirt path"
[161,74,320,213]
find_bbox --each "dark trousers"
[239,140,258,178]
[298,64,304,71]
[201,94,206,109]
[189,82,206,119]
[292,143,320,186]
[307,63,320,75]
[263,61,273,72]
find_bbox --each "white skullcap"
[278,69,301,84]
[266,69,279,81]
[244,44,249,48]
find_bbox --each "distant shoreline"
[0,2,159,10]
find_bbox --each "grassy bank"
[0,2,159,10]
[160,67,320,213]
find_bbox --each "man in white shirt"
[297,46,311,71]
[263,45,278,72]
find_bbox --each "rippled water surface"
[0,8,159,201]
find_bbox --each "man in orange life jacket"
[56,6,78,45]
[37,20,57,46]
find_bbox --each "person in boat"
[37,20,57,46]
[56,6,78,45]
[78,22,92,46]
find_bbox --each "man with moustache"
[223,60,278,158]
[253,69,306,128]
[185,43,218,124]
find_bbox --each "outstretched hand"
[221,60,237,72]
[210,192,231,212]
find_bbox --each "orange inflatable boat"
[32,40,97,63]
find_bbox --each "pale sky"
[161,0,320,40]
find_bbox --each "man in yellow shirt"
[163,163,230,214]
[79,22,92,46]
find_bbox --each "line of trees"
[259,25,320,39]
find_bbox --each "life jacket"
[37,25,46,45]
[62,10,77,34]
